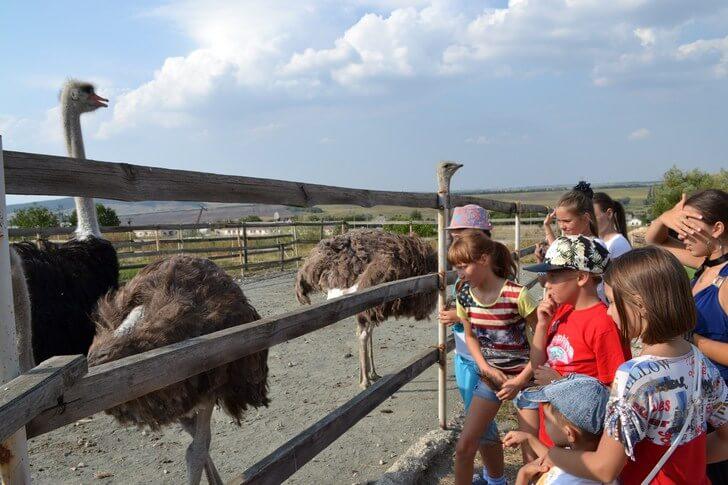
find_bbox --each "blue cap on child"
[521,374,609,435]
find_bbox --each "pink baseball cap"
[447,204,493,231]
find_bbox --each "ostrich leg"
[181,403,223,485]
[357,320,371,388]
[367,325,381,382]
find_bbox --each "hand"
[516,459,550,485]
[537,292,557,326]
[496,377,524,401]
[481,366,508,390]
[438,308,460,326]
[503,430,531,448]
[534,365,562,386]
[540,452,555,469]
[535,241,549,263]
[543,210,556,227]
[661,194,704,239]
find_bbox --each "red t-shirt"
[538,302,630,445]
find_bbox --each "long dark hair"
[447,229,517,280]
[685,189,728,234]
[557,181,598,237]
[593,192,628,239]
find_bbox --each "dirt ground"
[27,271,476,484]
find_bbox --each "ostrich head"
[437,161,463,188]
[60,79,108,115]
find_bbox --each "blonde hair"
[447,229,516,280]
[557,182,599,237]
[603,247,695,345]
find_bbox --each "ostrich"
[295,229,437,388]
[10,79,119,364]
[87,255,269,485]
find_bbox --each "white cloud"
[319,137,335,144]
[465,135,491,145]
[94,0,728,137]
[628,128,651,140]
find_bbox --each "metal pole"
[0,136,32,484]
[436,161,462,429]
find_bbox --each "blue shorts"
[453,354,500,444]
[472,378,539,410]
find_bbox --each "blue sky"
[2,0,727,205]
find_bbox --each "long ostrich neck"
[64,108,101,239]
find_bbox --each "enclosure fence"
[0,141,548,484]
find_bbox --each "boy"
[523,235,629,446]
[504,374,616,484]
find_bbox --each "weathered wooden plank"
[3,151,439,209]
[230,337,455,485]
[117,242,293,259]
[26,273,439,438]
[450,195,548,215]
[0,356,87,443]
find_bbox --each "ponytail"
[448,229,517,280]
[557,181,599,237]
[594,192,628,239]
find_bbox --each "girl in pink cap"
[440,205,518,485]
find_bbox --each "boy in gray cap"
[503,374,616,484]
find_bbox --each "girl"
[439,205,504,485]
[546,247,728,484]
[593,192,631,259]
[450,230,539,485]
[543,182,601,247]
[645,189,728,482]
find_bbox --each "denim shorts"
[472,378,539,410]
[453,354,501,445]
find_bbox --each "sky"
[1,0,727,205]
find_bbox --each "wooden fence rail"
[0,356,87,443]
[25,272,454,438]
[3,150,549,214]
[232,337,456,485]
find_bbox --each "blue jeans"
[454,353,500,444]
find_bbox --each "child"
[546,247,728,484]
[503,374,617,484]
[543,182,602,247]
[439,205,505,484]
[450,230,539,485]
[524,235,629,447]
[593,192,631,259]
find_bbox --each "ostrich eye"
[80,85,93,94]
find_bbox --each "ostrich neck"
[64,109,101,239]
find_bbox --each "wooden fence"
[0,142,549,484]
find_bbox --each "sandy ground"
[27,271,478,484]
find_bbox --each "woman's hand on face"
[533,365,562,386]
[663,193,704,239]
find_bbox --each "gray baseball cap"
[521,373,609,435]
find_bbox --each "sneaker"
[472,472,489,485]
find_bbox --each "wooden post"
[154,229,160,252]
[177,225,183,251]
[236,227,244,276]
[436,161,462,429]
[320,222,324,241]
[514,202,521,280]
[242,222,249,275]
[0,136,31,485]
[128,230,133,253]
[279,243,285,271]
[409,220,413,236]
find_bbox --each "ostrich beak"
[89,92,109,108]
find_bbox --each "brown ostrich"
[295,229,437,388]
[88,256,269,485]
